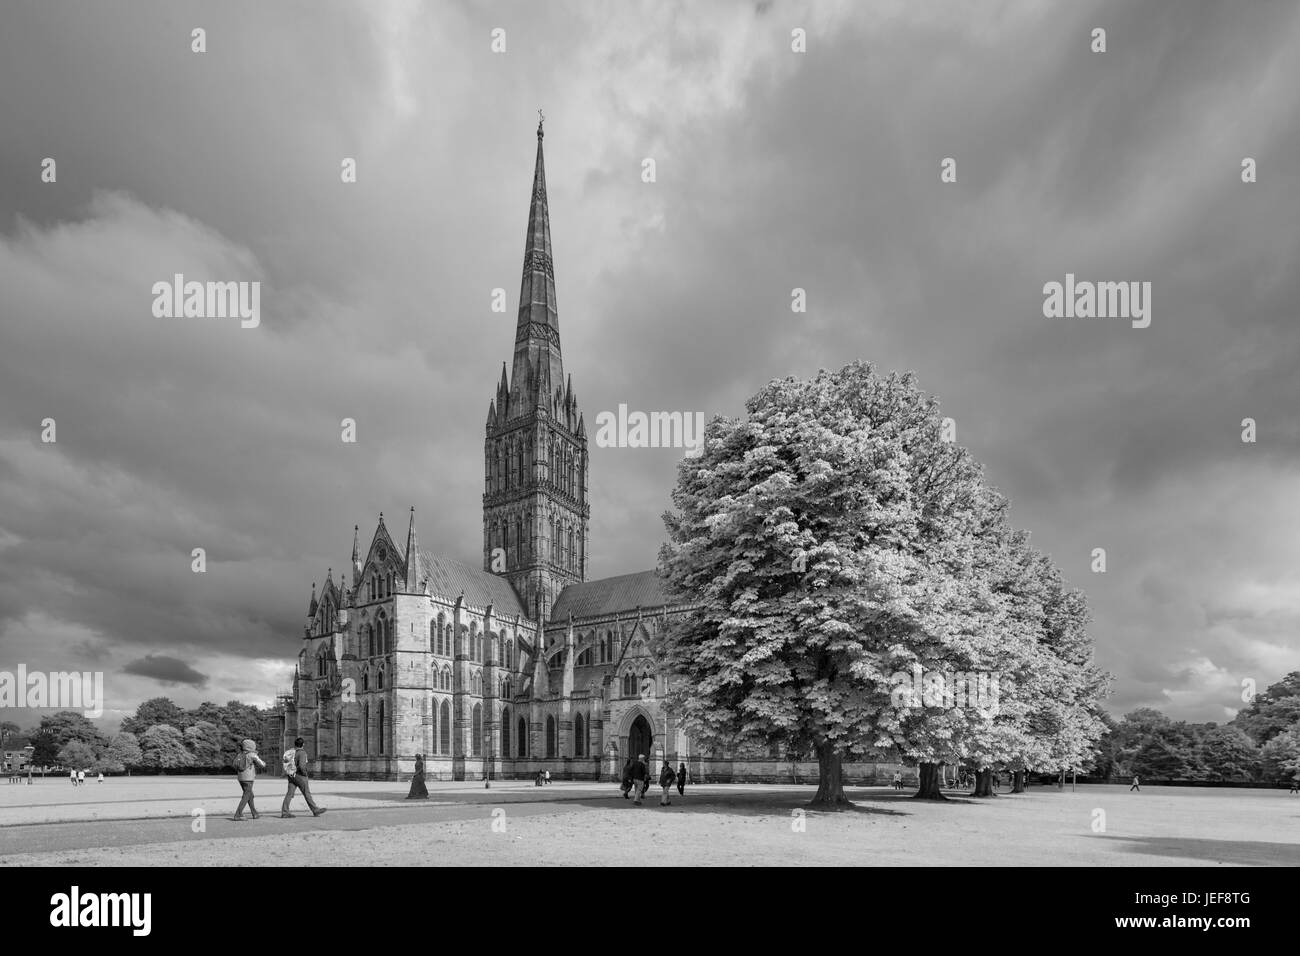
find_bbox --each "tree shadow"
[1106,835,1300,866]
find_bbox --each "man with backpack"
[281,737,327,818]
[630,753,648,806]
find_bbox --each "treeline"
[9,698,267,774]
[1092,673,1300,784]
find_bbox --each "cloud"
[121,655,209,689]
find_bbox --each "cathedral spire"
[351,525,361,579]
[512,117,563,395]
[404,507,419,587]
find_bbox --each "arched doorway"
[628,714,653,763]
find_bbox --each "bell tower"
[483,116,589,622]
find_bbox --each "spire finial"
[537,108,545,139]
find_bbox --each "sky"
[1,0,1298,733]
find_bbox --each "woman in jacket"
[232,739,267,820]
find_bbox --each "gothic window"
[545,716,556,758]
[472,671,482,695]
[505,640,513,670]
[518,716,528,757]
[362,668,369,692]
[622,673,636,698]
[502,678,511,699]
[577,646,591,667]
[378,700,385,755]
[502,706,511,756]
[515,516,524,563]
[574,713,585,757]
[439,699,451,754]
[363,703,370,753]
[430,620,437,653]
[471,704,482,757]
[377,667,384,690]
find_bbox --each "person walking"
[676,762,687,798]
[407,754,429,799]
[97,771,104,784]
[544,769,551,786]
[232,739,266,821]
[281,736,327,818]
[77,769,85,787]
[1129,774,1141,792]
[620,758,633,799]
[630,753,648,806]
[69,768,76,786]
[891,771,902,791]
[658,761,676,806]
[1288,776,1298,794]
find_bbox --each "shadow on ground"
[349,785,910,817]
[1107,835,1300,866]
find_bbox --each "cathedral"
[266,120,698,781]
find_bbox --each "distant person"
[1129,774,1140,792]
[544,769,551,786]
[407,754,429,800]
[69,768,76,786]
[77,769,85,787]
[658,761,676,806]
[534,770,543,787]
[1289,777,1298,794]
[620,758,633,799]
[891,771,902,790]
[97,771,103,784]
[630,753,648,806]
[281,737,327,818]
[677,762,687,798]
[232,739,267,820]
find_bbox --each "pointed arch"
[574,712,585,757]
[545,715,557,758]
[471,703,483,757]
[378,699,385,755]
[502,705,512,757]
[518,716,528,757]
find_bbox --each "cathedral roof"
[550,570,667,622]
[416,548,528,617]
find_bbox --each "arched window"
[362,669,369,692]
[363,702,370,753]
[622,673,636,697]
[502,706,511,756]
[445,667,453,691]
[377,667,384,690]
[378,700,385,755]
[515,516,524,563]
[430,620,437,652]
[472,704,482,757]
[502,678,511,699]
[473,671,482,696]
[505,640,513,670]
[545,715,556,758]
[335,715,342,756]
[567,530,575,570]
[518,716,528,757]
[574,713,585,757]
[439,699,451,755]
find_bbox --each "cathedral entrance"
[628,715,653,763]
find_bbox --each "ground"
[0,776,1297,866]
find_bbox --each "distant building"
[2,744,35,772]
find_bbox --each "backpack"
[234,752,250,773]
[282,748,298,776]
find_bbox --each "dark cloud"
[121,655,209,689]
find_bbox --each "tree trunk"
[972,768,996,797]
[913,761,948,800]
[809,741,852,809]
[1010,769,1026,793]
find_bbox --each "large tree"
[120,697,186,737]
[57,740,99,770]
[97,732,143,773]
[657,363,1102,807]
[138,724,194,770]
[37,711,108,750]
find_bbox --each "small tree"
[56,739,99,770]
